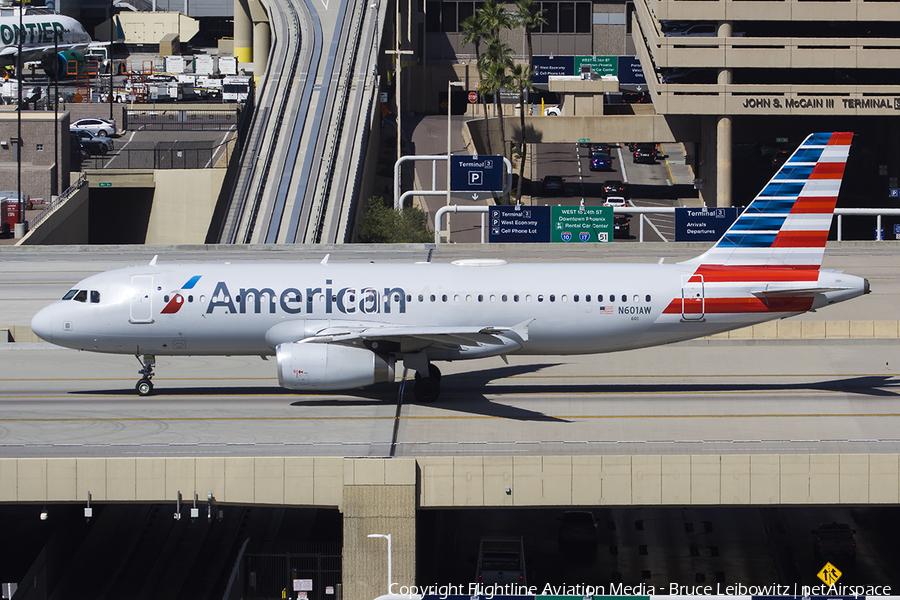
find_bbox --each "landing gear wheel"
[136,379,153,396]
[414,364,441,383]
[413,377,440,403]
[135,353,157,396]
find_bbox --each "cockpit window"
[73,290,88,303]
[90,290,100,303]
[62,289,78,300]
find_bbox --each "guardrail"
[28,172,88,231]
[434,205,900,244]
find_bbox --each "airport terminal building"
[412,0,900,208]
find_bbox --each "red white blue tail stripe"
[684,132,852,268]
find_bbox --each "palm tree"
[460,14,493,154]
[479,36,514,201]
[479,0,515,39]
[508,63,534,204]
[514,0,547,69]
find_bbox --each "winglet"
[149,255,158,266]
[511,318,535,342]
[321,254,330,265]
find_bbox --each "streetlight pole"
[16,1,23,237]
[367,533,392,595]
[384,50,413,165]
[447,81,465,210]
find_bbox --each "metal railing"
[123,107,243,131]
[29,172,88,231]
[434,205,900,244]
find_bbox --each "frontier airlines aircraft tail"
[31,132,868,401]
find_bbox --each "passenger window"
[586,294,591,302]
[633,294,639,302]
[188,295,194,303]
[478,294,484,302]
[574,295,579,302]
[90,291,100,303]
[62,289,78,300]
[490,295,496,302]
[514,294,519,302]
[538,295,544,302]
[74,290,87,303]
[549,295,555,302]
[609,295,615,302]
[525,295,532,302]
[165,295,171,302]
[561,295,567,302]
[621,294,627,302]
[646,295,651,302]
[454,295,460,302]
[502,295,508,302]
[430,294,436,302]
[418,294,424,302]
[466,295,472,302]
[442,294,448,302]
[597,294,603,302]
[406,294,412,302]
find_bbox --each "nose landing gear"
[135,354,156,396]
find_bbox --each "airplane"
[0,10,92,78]
[30,132,869,402]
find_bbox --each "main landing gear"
[413,364,441,403]
[135,354,156,396]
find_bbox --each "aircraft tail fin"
[683,132,852,269]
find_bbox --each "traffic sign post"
[551,206,613,243]
[467,91,478,103]
[450,155,505,199]
[488,205,551,242]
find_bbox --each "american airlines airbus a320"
[31,132,869,402]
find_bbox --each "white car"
[604,196,627,208]
[71,117,117,137]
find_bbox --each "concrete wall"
[0,110,70,202]
[3,454,899,507]
[18,185,89,246]
[145,169,226,244]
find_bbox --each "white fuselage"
[30,260,867,358]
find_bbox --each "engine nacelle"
[276,343,395,391]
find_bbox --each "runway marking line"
[2,412,900,423]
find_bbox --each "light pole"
[385,49,413,166]
[367,533,392,595]
[446,81,465,208]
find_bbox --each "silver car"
[71,117,117,137]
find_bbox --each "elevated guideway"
[220,0,386,245]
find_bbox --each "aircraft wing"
[299,320,534,352]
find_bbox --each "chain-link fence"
[124,107,244,131]
[81,139,237,170]
[243,542,342,600]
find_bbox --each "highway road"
[1,244,898,459]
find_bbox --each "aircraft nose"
[31,305,54,343]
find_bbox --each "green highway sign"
[99,182,112,187]
[578,138,590,144]
[551,206,613,243]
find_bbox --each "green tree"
[479,0,515,39]
[358,197,433,243]
[508,63,534,204]
[479,36,514,172]
[460,14,493,155]
[514,0,547,69]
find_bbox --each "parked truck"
[476,536,526,586]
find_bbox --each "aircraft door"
[130,275,154,323]
[681,274,705,321]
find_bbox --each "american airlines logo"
[160,275,202,315]
[203,281,408,315]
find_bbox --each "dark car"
[812,522,856,564]
[541,175,565,195]
[558,511,598,549]
[633,144,657,164]
[614,214,630,238]
[590,152,612,171]
[71,129,112,155]
[602,180,628,198]
[623,91,651,103]
[590,143,612,154]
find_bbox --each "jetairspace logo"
[202,279,408,315]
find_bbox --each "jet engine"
[41,50,85,79]
[275,342,395,391]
